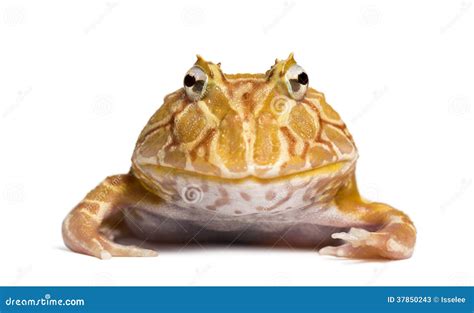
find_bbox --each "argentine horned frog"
[62,55,416,260]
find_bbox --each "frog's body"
[62,55,416,259]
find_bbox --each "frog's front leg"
[62,174,158,259]
[318,175,416,260]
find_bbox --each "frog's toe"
[319,242,383,259]
[319,227,413,260]
[331,228,373,246]
[93,236,158,259]
[319,243,364,258]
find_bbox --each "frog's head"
[132,54,357,180]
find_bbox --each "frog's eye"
[285,64,308,100]
[183,66,208,101]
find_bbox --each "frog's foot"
[319,228,402,259]
[319,215,416,260]
[64,225,157,260]
[62,175,158,259]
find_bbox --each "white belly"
[133,161,355,216]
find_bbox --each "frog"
[62,54,416,260]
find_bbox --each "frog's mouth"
[133,160,356,185]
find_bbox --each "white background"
[0,0,473,286]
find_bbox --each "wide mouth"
[134,160,355,185]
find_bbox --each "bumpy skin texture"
[62,55,416,260]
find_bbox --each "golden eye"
[285,64,308,100]
[183,66,208,101]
